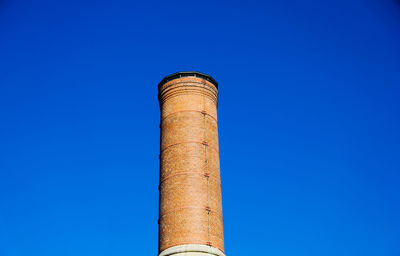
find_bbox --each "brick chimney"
[158,72,225,256]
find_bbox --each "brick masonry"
[158,74,224,254]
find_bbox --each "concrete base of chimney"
[159,244,225,256]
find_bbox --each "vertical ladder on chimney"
[202,83,212,247]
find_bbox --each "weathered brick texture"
[158,74,224,253]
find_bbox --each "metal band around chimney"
[159,244,225,256]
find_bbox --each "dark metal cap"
[158,71,218,90]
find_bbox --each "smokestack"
[158,72,225,256]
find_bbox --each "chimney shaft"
[158,72,225,256]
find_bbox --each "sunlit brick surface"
[158,75,224,253]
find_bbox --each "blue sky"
[1,0,399,255]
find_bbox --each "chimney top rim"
[158,71,218,90]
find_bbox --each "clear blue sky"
[1,0,399,255]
